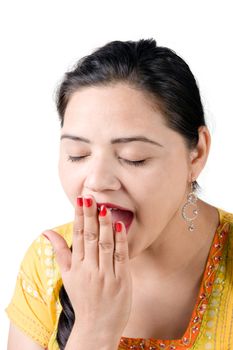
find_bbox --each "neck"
[129,200,220,284]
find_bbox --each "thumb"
[42,230,72,274]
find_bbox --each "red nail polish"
[99,205,107,217]
[77,197,83,207]
[115,222,122,233]
[84,197,92,207]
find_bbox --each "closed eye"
[120,159,146,167]
[67,156,87,162]
[67,156,147,167]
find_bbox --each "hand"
[43,195,132,342]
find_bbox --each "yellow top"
[5,207,233,349]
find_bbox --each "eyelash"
[67,156,146,167]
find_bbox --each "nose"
[83,157,121,192]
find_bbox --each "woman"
[6,39,233,349]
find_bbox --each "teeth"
[97,207,118,211]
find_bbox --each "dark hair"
[55,38,206,348]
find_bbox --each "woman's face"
[59,83,193,258]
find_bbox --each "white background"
[0,0,232,348]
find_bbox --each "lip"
[97,202,134,213]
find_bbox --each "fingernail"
[42,233,50,241]
[84,197,92,207]
[115,222,122,233]
[99,205,107,217]
[77,196,83,207]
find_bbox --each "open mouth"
[97,204,134,233]
[110,209,134,233]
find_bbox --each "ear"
[188,125,211,182]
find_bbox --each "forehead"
[62,83,185,151]
[64,83,165,129]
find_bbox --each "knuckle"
[84,229,97,241]
[73,226,84,236]
[98,241,114,251]
[114,250,126,263]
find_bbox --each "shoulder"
[6,221,74,348]
[217,207,233,237]
[23,220,74,263]
[218,207,233,225]
[18,221,73,297]
[218,207,233,257]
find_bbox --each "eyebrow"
[60,134,163,147]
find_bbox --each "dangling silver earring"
[181,181,199,232]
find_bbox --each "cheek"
[58,158,82,205]
[137,158,188,221]
[58,157,68,190]
[147,155,188,194]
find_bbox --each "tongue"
[110,209,134,229]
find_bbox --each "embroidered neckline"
[119,207,231,350]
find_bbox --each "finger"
[42,230,72,275]
[83,195,99,269]
[98,205,115,276]
[113,222,130,279]
[72,196,85,266]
